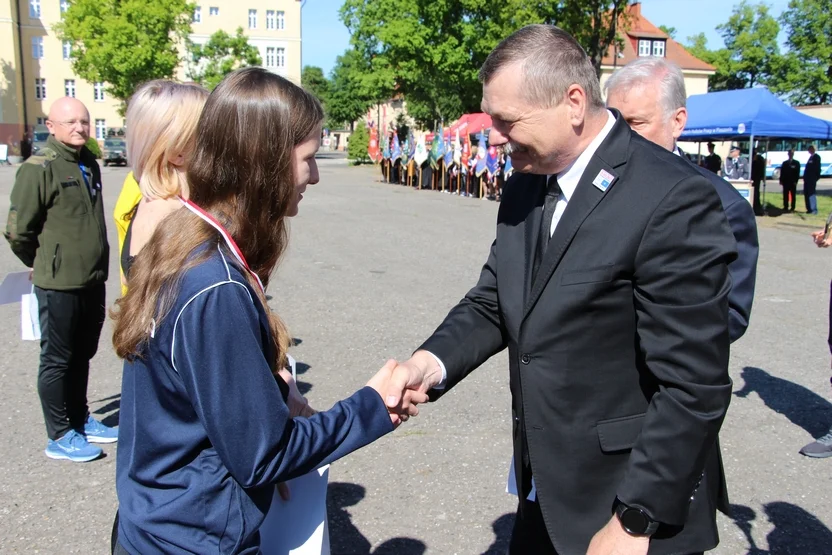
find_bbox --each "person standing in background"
[804,145,821,215]
[779,149,800,213]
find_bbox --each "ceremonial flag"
[486,144,499,178]
[443,134,454,167]
[475,128,487,177]
[408,130,416,161]
[382,134,391,160]
[430,124,444,170]
[453,130,462,166]
[391,134,402,161]
[368,126,380,163]
[414,133,428,165]
[461,135,470,168]
[504,155,514,178]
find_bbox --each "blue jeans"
[805,179,818,213]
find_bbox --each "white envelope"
[21,287,41,341]
[259,465,331,555]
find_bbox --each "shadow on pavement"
[482,512,515,554]
[734,367,832,439]
[93,394,121,428]
[327,482,426,554]
[730,502,832,554]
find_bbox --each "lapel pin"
[592,169,615,192]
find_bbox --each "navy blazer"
[682,151,759,342]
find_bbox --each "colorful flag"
[504,155,514,178]
[453,130,462,166]
[461,135,470,168]
[475,128,487,177]
[486,145,499,178]
[368,126,380,163]
[382,134,391,160]
[414,133,428,165]
[443,135,454,167]
[408,130,416,161]
[391,134,402,161]
[430,124,445,170]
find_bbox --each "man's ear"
[671,107,687,141]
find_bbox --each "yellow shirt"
[113,172,142,295]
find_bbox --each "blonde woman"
[117,80,208,284]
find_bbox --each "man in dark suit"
[780,149,801,212]
[386,26,736,555]
[804,145,822,214]
[704,142,722,174]
[604,57,758,344]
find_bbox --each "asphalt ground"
[0,157,830,554]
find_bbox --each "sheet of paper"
[0,272,32,305]
[259,465,331,555]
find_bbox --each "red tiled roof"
[600,2,715,72]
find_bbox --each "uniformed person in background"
[724,144,750,180]
[779,148,801,213]
[704,142,722,174]
[4,97,116,463]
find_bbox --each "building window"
[248,9,257,29]
[265,47,275,67]
[37,117,46,125]
[29,0,40,17]
[32,37,44,59]
[62,41,72,60]
[64,79,76,98]
[638,39,651,57]
[193,6,201,22]
[35,78,46,100]
[652,40,666,57]
[276,10,285,30]
[276,47,285,68]
[95,119,106,140]
[266,10,275,29]
[209,6,218,16]
[94,82,105,101]
[60,0,68,13]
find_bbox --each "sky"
[301,0,794,76]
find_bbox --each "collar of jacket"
[47,134,89,163]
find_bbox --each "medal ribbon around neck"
[179,197,265,293]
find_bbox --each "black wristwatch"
[614,499,659,536]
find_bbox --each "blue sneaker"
[45,430,102,462]
[83,415,118,443]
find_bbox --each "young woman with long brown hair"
[111,68,424,554]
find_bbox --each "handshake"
[281,351,444,428]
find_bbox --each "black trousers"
[782,181,797,211]
[35,284,106,440]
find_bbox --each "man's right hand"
[811,229,832,248]
[382,350,444,412]
[367,359,430,427]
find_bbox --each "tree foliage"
[186,28,262,90]
[302,66,330,106]
[658,25,676,39]
[770,0,832,105]
[338,0,630,128]
[684,1,780,91]
[56,0,194,114]
[326,49,380,130]
[347,123,370,163]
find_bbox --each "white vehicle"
[765,140,832,179]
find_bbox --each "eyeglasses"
[49,119,91,128]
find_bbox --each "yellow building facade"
[0,0,302,151]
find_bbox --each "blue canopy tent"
[681,87,832,143]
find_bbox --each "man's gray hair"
[479,25,605,112]
[604,57,687,117]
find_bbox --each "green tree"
[684,33,736,91]
[716,1,781,88]
[770,0,832,105]
[56,0,194,114]
[658,25,677,39]
[186,28,262,90]
[302,66,330,106]
[326,49,380,131]
[347,123,370,164]
[339,0,629,127]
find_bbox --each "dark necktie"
[533,175,560,281]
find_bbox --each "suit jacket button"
[521,354,531,364]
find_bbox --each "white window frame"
[94,82,105,102]
[32,37,44,59]
[266,10,275,30]
[638,39,651,57]
[276,10,285,30]
[29,0,40,17]
[95,119,106,140]
[64,79,76,98]
[652,40,666,57]
[248,9,257,29]
[209,6,218,16]
[265,47,276,67]
[35,78,46,100]
[276,47,285,68]
[60,0,69,13]
[193,6,201,23]
[62,41,72,60]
